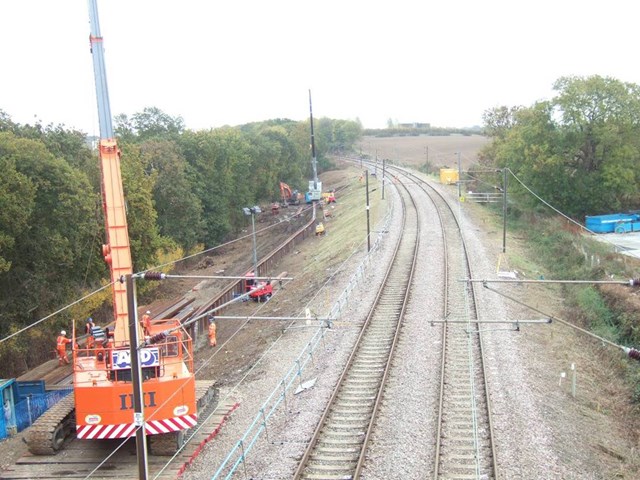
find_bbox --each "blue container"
[585,213,640,233]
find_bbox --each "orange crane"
[27,0,199,455]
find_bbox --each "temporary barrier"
[13,388,72,433]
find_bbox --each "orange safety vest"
[57,335,71,349]
[208,322,217,347]
[86,323,95,347]
[141,314,151,332]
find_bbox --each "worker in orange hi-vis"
[141,310,152,336]
[56,330,72,366]
[208,316,217,347]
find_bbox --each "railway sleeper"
[343,378,381,387]
[329,412,371,421]
[334,397,375,406]
[324,426,366,435]
[318,437,363,446]
[310,453,359,463]
[304,463,357,474]
[336,395,375,403]
[313,442,362,452]
[321,428,365,437]
[337,388,376,396]
[331,407,372,416]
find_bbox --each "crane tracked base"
[149,380,218,456]
[26,393,76,455]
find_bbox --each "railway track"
[293,179,419,479]
[397,167,498,479]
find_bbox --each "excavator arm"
[280,181,293,201]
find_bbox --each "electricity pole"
[366,171,371,252]
[126,274,148,480]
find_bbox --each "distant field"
[356,134,490,171]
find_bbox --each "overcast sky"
[1,0,638,135]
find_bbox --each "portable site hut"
[0,379,17,439]
[440,168,459,185]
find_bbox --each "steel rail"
[293,179,419,479]
[393,167,498,480]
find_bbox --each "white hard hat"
[61,330,66,335]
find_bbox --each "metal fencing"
[13,388,73,432]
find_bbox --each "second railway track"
[399,167,498,479]
[294,178,419,479]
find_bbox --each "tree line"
[0,108,362,376]
[479,75,640,219]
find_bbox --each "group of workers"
[55,316,116,366]
[56,309,219,366]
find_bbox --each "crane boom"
[88,0,132,344]
[26,2,200,456]
[309,89,318,189]
[88,0,114,139]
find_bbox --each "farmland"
[357,133,490,171]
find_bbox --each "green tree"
[130,107,185,141]
[482,106,521,140]
[0,132,101,333]
[117,143,166,269]
[0,153,36,273]
[179,129,241,245]
[482,75,640,217]
[139,139,204,250]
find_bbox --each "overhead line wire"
[0,282,115,344]
[506,168,640,259]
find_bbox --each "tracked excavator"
[26,0,214,456]
[279,181,303,206]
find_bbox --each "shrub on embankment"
[507,212,640,402]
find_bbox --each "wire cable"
[138,204,314,275]
[0,281,114,344]
[507,168,640,259]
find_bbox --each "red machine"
[244,271,273,302]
